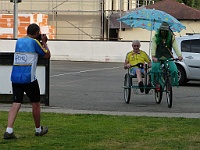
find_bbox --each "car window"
[181,40,191,52]
[190,39,200,53]
[181,39,200,53]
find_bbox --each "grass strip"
[0,111,200,150]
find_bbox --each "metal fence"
[0,0,103,40]
[0,0,152,40]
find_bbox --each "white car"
[174,34,200,85]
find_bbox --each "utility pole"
[10,0,22,39]
[100,0,105,40]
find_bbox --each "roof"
[146,0,200,20]
[109,0,200,29]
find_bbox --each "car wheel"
[177,65,186,85]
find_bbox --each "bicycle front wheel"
[166,77,173,108]
[124,74,131,104]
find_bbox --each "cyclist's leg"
[136,68,144,82]
[168,61,179,86]
[132,68,145,93]
[150,62,161,85]
[131,68,144,83]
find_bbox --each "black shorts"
[12,80,40,103]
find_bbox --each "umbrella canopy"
[118,8,186,32]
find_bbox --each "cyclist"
[151,22,183,87]
[124,40,151,93]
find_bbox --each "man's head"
[27,23,40,39]
[132,40,141,51]
[159,22,170,31]
[159,22,170,38]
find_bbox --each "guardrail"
[0,52,50,106]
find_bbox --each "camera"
[37,34,45,41]
[37,34,48,44]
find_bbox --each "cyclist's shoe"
[138,81,144,93]
[145,83,152,94]
[35,126,48,136]
[3,132,17,140]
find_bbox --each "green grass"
[0,111,200,150]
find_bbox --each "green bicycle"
[152,58,179,108]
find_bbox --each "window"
[181,40,191,52]
[127,0,136,10]
[190,39,200,53]
[181,39,200,53]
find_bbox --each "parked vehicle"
[174,34,200,85]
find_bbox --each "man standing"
[4,23,51,139]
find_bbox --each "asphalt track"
[1,60,200,118]
[47,60,200,118]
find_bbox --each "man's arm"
[172,36,181,57]
[124,53,131,69]
[172,36,183,61]
[41,34,51,59]
[151,36,158,62]
[43,49,51,59]
[124,60,130,69]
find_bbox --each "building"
[0,0,199,41]
[110,0,200,41]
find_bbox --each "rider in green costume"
[151,22,183,86]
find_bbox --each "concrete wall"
[0,39,150,62]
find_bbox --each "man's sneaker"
[35,126,48,136]
[145,83,152,94]
[4,132,17,140]
[138,81,144,93]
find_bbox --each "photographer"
[4,23,50,139]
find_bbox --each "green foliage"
[154,0,200,10]
[0,112,200,149]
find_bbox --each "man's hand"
[126,64,131,68]
[178,56,183,61]
[152,56,157,62]
[124,63,131,69]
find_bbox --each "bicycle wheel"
[124,74,132,104]
[166,77,173,108]
[155,83,162,104]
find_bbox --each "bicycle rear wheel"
[166,77,173,108]
[155,83,162,104]
[124,74,132,104]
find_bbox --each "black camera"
[37,34,44,41]
[37,34,47,44]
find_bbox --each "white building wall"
[0,39,150,62]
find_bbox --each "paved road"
[48,60,200,117]
[1,60,200,118]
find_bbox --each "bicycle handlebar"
[129,63,150,69]
[157,58,179,62]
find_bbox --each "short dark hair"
[27,23,40,35]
